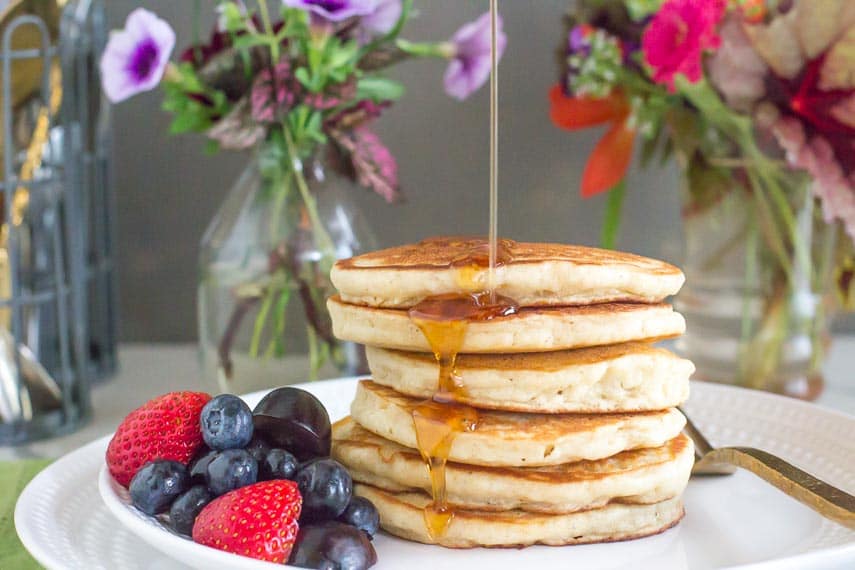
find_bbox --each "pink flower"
[642,0,726,91]
[444,11,507,101]
[100,8,175,103]
[771,116,855,240]
[707,15,767,111]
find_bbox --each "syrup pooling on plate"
[409,291,518,537]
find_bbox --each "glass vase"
[674,170,837,400]
[198,144,377,394]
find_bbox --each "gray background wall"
[107,0,683,342]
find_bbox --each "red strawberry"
[192,480,302,563]
[106,391,211,487]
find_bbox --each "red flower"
[549,84,635,197]
[642,0,726,91]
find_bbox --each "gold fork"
[679,406,855,529]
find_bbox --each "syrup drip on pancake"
[409,291,517,537]
[408,0,509,539]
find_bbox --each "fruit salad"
[106,387,378,569]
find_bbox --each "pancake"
[355,484,685,548]
[350,381,686,466]
[328,296,685,353]
[331,237,685,308]
[333,417,694,514]
[366,343,693,413]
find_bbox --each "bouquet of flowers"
[101,1,506,384]
[550,0,854,394]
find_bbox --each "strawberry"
[192,480,302,563]
[106,391,211,487]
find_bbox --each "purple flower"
[568,24,594,56]
[282,0,378,22]
[360,0,401,39]
[444,11,507,101]
[100,8,175,103]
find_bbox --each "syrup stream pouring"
[405,0,506,539]
[488,0,499,296]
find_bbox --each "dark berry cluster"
[127,387,378,569]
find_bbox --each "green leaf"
[294,67,312,89]
[328,68,349,83]
[219,2,246,33]
[357,76,405,101]
[304,111,327,144]
[169,115,202,134]
[625,0,665,21]
[600,180,627,250]
[232,34,275,52]
[327,40,360,68]
[280,8,310,39]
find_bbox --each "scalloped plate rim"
[15,377,855,570]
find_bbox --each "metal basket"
[0,0,116,444]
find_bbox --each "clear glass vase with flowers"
[100,1,506,392]
[549,0,854,398]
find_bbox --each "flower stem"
[396,39,454,58]
[282,128,337,274]
[745,166,794,283]
[600,180,626,249]
[257,0,279,61]
[218,296,260,381]
[258,0,273,34]
[307,322,320,380]
[740,214,758,345]
[268,174,291,241]
[249,288,276,357]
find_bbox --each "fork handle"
[699,447,855,529]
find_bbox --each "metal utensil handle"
[701,446,855,529]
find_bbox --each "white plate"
[16,377,855,570]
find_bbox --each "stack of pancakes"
[327,238,695,548]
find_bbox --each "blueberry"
[200,394,254,450]
[245,436,271,463]
[168,485,212,536]
[338,497,380,539]
[288,521,377,570]
[188,448,217,485]
[253,387,331,460]
[296,458,352,521]
[129,460,190,516]
[259,448,299,481]
[206,449,258,496]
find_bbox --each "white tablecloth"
[1,341,854,460]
